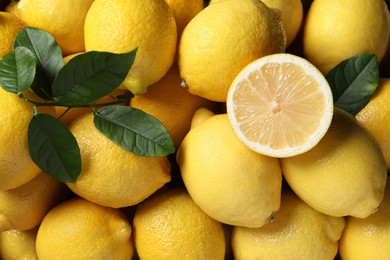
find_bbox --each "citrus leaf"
[93,105,175,157]
[52,49,137,107]
[13,27,64,99]
[28,113,81,183]
[326,53,379,115]
[0,46,36,94]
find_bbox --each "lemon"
[0,227,38,260]
[164,0,204,37]
[0,11,26,57]
[261,0,304,47]
[130,64,215,148]
[16,0,94,55]
[356,78,390,170]
[303,0,390,74]
[84,0,177,95]
[176,114,282,228]
[226,53,334,158]
[339,178,390,259]
[0,88,55,191]
[4,1,18,16]
[133,188,226,259]
[232,188,346,260]
[66,112,171,208]
[179,0,286,102]
[0,172,68,232]
[36,197,134,260]
[281,108,388,218]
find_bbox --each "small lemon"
[190,107,215,129]
[0,88,55,190]
[281,108,388,218]
[36,197,134,260]
[0,227,38,260]
[356,78,390,170]
[0,11,26,57]
[84,0,177,95]
[130,64,215,148]
[177,114,282,228]
[303,0,390,74]
[339,177,390,259]
[16,0,95,55]
[67,111,171,208]
[232,188,346,260]
[179,0,286,102]
[133,188,226,259]
[0,172,68,232]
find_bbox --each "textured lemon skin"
[84,0,177,95]
[0,11,26,57]
[36,197,134,260]
[303,0,390,74]
[66,112,171,208]
[232,189,346,260]
[177,114,282,228]
[179,0,286,102]
[0,227,39,259]
[339,179,390,260]
[16,0,95,55]
[281,108,388,218]
[356,78,390,170]
[133,188,226,260]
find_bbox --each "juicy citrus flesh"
[227,53,334,158]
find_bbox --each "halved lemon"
[226,53,334,158]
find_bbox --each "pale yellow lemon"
[303,0,390,74]
[179,0,286,102]
[84,0,177,95]
[177,114,282,228]
[36,197,134,260]
[281,108,387,218]
[133,188,226,259]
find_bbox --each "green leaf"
[0,46,36,94]
[93,105,175,157]
[13,27,64,99]
[52,49,137,107]
[28,113,81,183]
[326,53,380,115]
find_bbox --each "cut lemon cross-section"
[226,53,334,158]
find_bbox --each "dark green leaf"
[326,53,379,115]
[28,113,81,183]
[93,105,175,157]
[52,49,137,106]
[13,27,64,99]
[0,46,36,94]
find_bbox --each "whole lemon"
[356,78,390,170]
[130,64,215,148]
[84,0,177,95]
[36,197,134,260]
[232,188,346,260]
[281,108,388,218]
[0,88,55,191]
[16,0,95,55]
[0,227,38,260]
[303,0,390,74]
[176,114,282,228]
[0,172,68,232]
[179,0,286,102]
[339,177,390,259]
[133,188,226,260]
[0,11,26,57]
[66,112,171,208]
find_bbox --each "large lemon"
[176,114,282,228]
[84,0,177,95]
[281,108,388,218]
[179,0,286,102]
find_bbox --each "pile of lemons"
[0,0,390,259]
